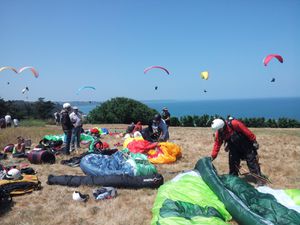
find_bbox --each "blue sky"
[0,0,299,101]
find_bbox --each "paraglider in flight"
[7,82,10,85]
[22,86,29,94]
[155,86,158,90]
[76,86,96,95]
[143,66,170,75]
[200,71,209,80]
[204,89,207,93]
[18,66,39,78]
[271,78,275,82]
[0,66,18,73]
[0,66,39,78]
[263,54,283,66]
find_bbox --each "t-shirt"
[5,115,12,124]
[13,119,19,126]
[69,112,82,127]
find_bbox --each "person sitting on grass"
[12,136,27,158]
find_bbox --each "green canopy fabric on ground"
[122,148,157,176]
[151,171,231,225]
[195,157,300,225]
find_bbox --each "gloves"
[253,141,259,150]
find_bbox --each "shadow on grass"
[0,198,14,216]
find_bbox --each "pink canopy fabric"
[263,54,283,66]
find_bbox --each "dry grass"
[0,125,299,225]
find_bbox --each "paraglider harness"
[224,118,257,160]
[37,138,63,153]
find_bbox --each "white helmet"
[63,103,71,109]
[6,168,22,180]
[72,191,89,202]
[211,119,225,132]
[133,131,142,138]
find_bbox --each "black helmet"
[154,114,161,121]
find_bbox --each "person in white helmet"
[60,103,73,155]
[210,118,262,182]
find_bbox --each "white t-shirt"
[5,115,12,124]
[69,112,82,127]
[13,119,19,126]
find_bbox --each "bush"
[170,117,181,126]
[180,115,194,127]
[87,97,158,124]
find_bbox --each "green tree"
[194,114,210,127]
[87,97,158,124]
[33,98,56,119]
[170,117,181,126]
[0,98,8,116]
[180,115,194,127]
[266,119,277,128]
[278,117,288,128]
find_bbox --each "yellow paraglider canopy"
[200,71,209,80]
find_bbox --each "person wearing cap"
[60,103,73,155]
[69,106,82,150]
[161,107,171,127]
[210,118,262,179]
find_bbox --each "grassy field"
[0,125,300,225]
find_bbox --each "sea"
[77,97,300,120]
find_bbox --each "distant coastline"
[73,97,300,120]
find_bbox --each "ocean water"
[79,97,300,120]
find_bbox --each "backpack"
[0,174,41,196]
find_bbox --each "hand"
[253,141,259,150]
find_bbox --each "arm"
[211,132,223,159]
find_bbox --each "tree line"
[0,98,60,120]
[1,97,299,128]
[170,115,300,128]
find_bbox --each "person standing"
[13,118,19,127]
[210,118,262,183]
[161,107,171,127]
[5,113,12,127]
[54,111,61,125]
[70,106,82,150]
[60,103,73,155]
[0,117,6,129]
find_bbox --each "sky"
[0,0,299,102]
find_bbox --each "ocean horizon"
[76,97,300,120]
